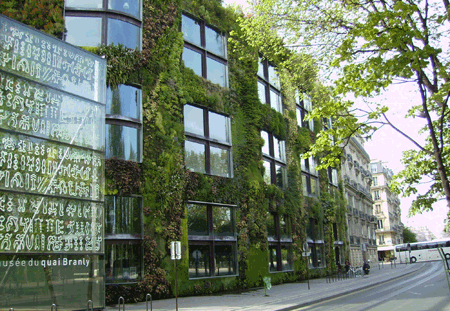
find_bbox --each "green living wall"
[1,0,349,304]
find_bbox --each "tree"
[236,0,450,219]
[403,227,418,243]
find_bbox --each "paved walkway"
[106,262,426,311]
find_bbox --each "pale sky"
[222,0,446,238]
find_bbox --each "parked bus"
[394,239,450,263]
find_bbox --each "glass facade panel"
[258,81,267,104]
[209,111,231,143]
[269,245,278,272]
[189,244,211,278]
[214,244,237,276]
[280,215,290,239]
[258,58,265,78]
[261,131,270,155]
[281,244,293,271]
[106,124,139,161]
[214,207,234,236]
[105,243,142,283]
[182,14,201,46]
[184,105,205,136]
[108,18,141,50]
[187,204,209,236]
[302,175,308,196]
[107,84,141,119]
[311,177,318,196]
[263,160,272,184]
[206,26,226,57]
[185,140,206,174]
[183,47,203,77]
[268,65,280,89]
[317,244,325,267]
[66,0,103,8]
[65,16,102,47]
[109,0,141,18]
[267,213,276,238]
[276,164,287,189]
[207,57,227,87]
[210,146,231,178]
[270,89,281,113]
[105,196,142,235]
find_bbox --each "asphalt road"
[293,261,450,311]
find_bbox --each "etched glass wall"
[0,15,106,310]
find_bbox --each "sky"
[222,0,447,238]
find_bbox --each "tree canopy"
[402,227,418,243]
[236,0,450,219]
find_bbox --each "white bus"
[394,239,450,263]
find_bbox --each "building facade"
[342,137,378,266]
[1,0,350,306]
[370,161,404,260]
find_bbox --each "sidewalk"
[105,262,425,311]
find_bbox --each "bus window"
[411,244,418,251]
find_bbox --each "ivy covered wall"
[1,0,349,304]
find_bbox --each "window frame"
[301,156,319,197]
[261,130,287,188]
[184,104,233,178]
[296,92,314,131]
[181,12,228,87]
[257,57,282,113]
[187,201,238,279]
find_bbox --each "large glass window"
[261,131,287,188]
[187,203,237,278]
[301,156,319,197]
[184,104,233,178]
[105,195,143,283]
[106,124,140,162]
[107,84,141,120]
[65,0,142,50]
[296,93,314,131]
[182,14,228,87]
[258,57,282,113]
[268,213,293,272]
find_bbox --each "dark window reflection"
[213,206,234,236]
[214,244,236,276]
[189,244,211,278]
[65,17,102,47]
[269,245,278,272]
[109,0,141,18]
[108,18,141,50]
[281,244,293,271]
[107,84,141,120]
[106,124,139,162]
[105,196,142,235]
[267,213,276,239]
[187,204,209,236]
[105,243,142,283]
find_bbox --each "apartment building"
[342,137,378,266]
[371,161,404,260]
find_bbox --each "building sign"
[0,15,106,310]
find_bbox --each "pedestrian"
[345,259,350,273]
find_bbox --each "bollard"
[118,297,125,311]
[146,293,152,311]
[87,300,93,311]
[51,304,57,311]
[9,308,14,311]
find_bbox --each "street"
[293,261,450,311]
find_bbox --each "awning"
[377,246,395,251]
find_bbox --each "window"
[258,57,282,113]
[373,177,378,186]
[105,196,143,283]
[371,163,378,173]
[105,84,143,162]
[65,0,142,50]
[184,104,233,177]
[261,131,287,188]
[267,213,293,272]
[377,219,383,229]
[379,235,385,244]
[306,217,325,268]
[296,93,314,131]
[187,202,237,278]
[328,167,338,186]
[373,190,380,200]
[301,156,319,196]
[375,204,381,213]
[182,14,228,87]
